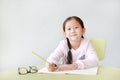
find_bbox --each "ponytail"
[66,38,72,64]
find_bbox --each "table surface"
[0,65,120,80]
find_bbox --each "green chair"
[91,38,106,60]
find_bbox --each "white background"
[0,0,120,71]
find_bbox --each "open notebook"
[38,66,98,75]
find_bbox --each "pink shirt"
[47,38,99,69]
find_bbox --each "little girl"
[46,16,99,72]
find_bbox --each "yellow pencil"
[32,51,50,64]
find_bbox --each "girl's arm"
[46,40,66,71]
[57,63,78,71]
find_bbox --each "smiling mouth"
[71,34,77,37]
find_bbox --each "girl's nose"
[71,28,75,32]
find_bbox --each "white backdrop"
[0,0,120,71]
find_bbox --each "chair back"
[91,38,106,60]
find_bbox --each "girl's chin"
[69,37,78,41]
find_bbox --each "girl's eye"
[67,28,71,30]
[74,26,78,29]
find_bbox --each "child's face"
[64,19,85,41]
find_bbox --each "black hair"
[66,38,72,64]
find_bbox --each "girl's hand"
[46,63,57,72]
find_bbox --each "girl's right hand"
[46,63,57,72]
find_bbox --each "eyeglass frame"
[18,66,38,75]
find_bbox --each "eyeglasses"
[18,66,38,75]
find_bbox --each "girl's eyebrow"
[66,26,71,28]
[66,25,78,28]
